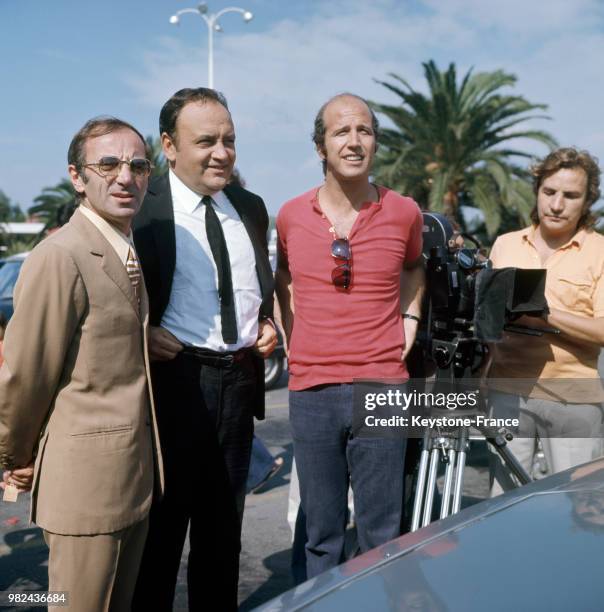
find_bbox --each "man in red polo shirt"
[275,93,424,578]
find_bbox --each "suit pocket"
[69,425,134,451]
[70,425,133,438]
[36,427,154,532]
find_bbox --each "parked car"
[0,251,287,388]
[258,457,604,611]
[0,252,28,321]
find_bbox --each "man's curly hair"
[530,147,601,229]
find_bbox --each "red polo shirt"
[277,185,423,391]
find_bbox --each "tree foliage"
[0,190,25,222]
[0,190,29,254]
[370,61,557,236]
[29,178,77,234]
[146,135,168,177]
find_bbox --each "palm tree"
[370,61,557,236]
[29,178,77,234]
[0,190,25,222]
[146,135,168,177]
[0,190,27,253]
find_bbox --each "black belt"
[179,346,253,368]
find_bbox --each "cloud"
[124,0,604,213]
[423,0,603,36]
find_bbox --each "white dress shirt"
[160,170,262,351]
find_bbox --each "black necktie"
[202,196,238,344]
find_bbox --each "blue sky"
[2,0,604,215]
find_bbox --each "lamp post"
[169,2,253,89]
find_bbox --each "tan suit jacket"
[0,209,163,535]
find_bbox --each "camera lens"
[456,248,476,270]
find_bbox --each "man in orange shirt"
[488,147,604,492]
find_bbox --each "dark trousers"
[290,384,407,579]
[132,351,256,612]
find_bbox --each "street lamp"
[169,2,254,89]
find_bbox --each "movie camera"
[409,213,556,530]
[420,212,552,378]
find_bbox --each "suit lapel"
[100,253,140,318]
[139,273,149,324]
[72,210,141,319]
[145,175,177,311]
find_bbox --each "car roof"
[1,251,29,262]
[258,458,604,612]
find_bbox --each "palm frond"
[369,60,556,239]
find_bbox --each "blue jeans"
[246,435,276,491]
[290,384,407,578]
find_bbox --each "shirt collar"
[310,183,383,214]
[169,169,229,214]
[521,224,586,251]
[571,228,588,248]
[520,225,536,246]
[78,205,133,265]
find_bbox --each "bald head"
[312,94,379,176]
[312,93,379,150]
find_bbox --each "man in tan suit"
[0,116,163,612]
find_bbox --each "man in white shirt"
[132,88,276,611]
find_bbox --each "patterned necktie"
[126,247,141,307]
[202,195,238,344]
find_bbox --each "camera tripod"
[409,331,531,532]
[408,211,557,531]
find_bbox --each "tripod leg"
[452,451,466,513]
[486,432,531,485]
[411,445,430,532]
[422,448,439,527]
[452,427,468,513]
[440,448,456,519]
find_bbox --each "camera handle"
[504,323,560,336]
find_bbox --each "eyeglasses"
[83,156,153,178]
[331,238,351,289]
